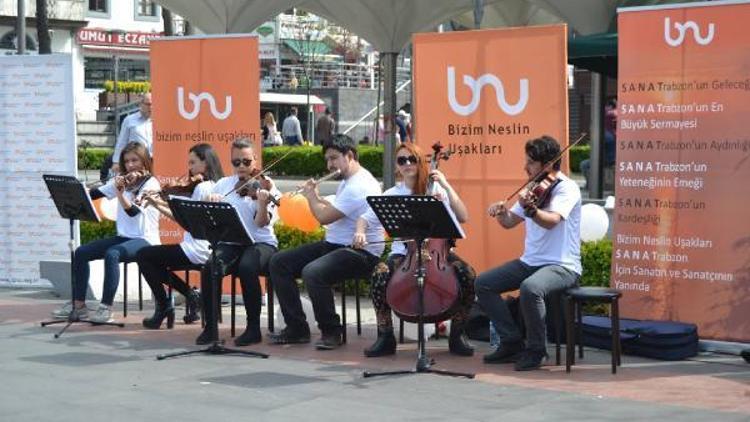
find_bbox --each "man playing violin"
[476,135,581,371]
[353,142,476,357]
[136,143,224,330]
[268,134,383,350]
[195,138,281,346]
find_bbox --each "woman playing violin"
[195,138,281,346]
[353,142,477,357]
[135,143,224,329]
[51,142,161,324]
[477,135,581,371]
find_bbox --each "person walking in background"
[282,107,304,146]
[111,93,153,174]
[581,98,617,189]
[315,107,336,146]
[262,112,282,147]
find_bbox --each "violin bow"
[224,147,295,197]
[504,133,587,203]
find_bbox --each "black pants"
[137,244,194,306]
[269,241,380,335]
[201,243,276,328]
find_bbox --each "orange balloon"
[278,194,320,233]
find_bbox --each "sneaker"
[51,302,89,320]
[267,327,311,345]
[315,331,343,350]
[90,304,115,324]
[514,349,548,371]
[483,342,524,364]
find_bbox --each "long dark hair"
[119,142,152,175]
[189,143,224,182]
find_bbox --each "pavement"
[2,287,748,421]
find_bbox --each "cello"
[386,143,462,323]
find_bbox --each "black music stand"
[40,174,125,337]
[362,195,473,379]
[156,198,268,360]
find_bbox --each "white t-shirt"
[209,175,279,248]
[98,177,161,245]
[178,181,215,264]
[510,173,582,274]
[326,167,384,256]
[361,182,457,257]
[113,111,153,163]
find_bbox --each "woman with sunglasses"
[136,143,224,329]
[353,142,476,357]
[196,138,281,346]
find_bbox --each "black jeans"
[201,243,276,327]
[137,244,194,307]
[269,241,380,335]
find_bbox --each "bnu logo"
[447,67,529,116]
[177,87,232,120]
[664,17,714,47]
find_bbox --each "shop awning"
[282,39,331,57]
[568,32,618,77]
[260,92,325,106]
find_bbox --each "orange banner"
[616,2,750,341]
[413,26,569,273]
[150,36,260,244]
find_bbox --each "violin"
[160,173,204,198]
[234,168,280,206]
[522,170,560,209]
[386,142,462,323]
[116,170,151,193]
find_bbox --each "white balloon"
[580,203,609,242]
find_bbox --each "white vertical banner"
[0,55,76,287]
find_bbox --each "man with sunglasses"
[197,138,281,346]
[268,134,384,350]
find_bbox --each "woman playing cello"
[353,142,476,357]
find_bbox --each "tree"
[36,0,51,54]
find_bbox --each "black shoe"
[364,330,397,357]
[483,342,524,364]
[267,327,311,345]
[315,330,343,350]
[741,349,750,363]
[183,290,201,324]
[195,327,218,345]
[448,324,474,357]
[234,323,262,347]
[514,349,548,371]
[142,304,175,330]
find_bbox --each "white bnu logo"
[177,87,232,120]
[664,17,714,47]
[447,66,528,116]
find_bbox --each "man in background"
[110,93,153,174]
[282,107,304,146]
[315,107,336,145]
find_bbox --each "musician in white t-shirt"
[136,143,224,330]
[268,134,383,350]
[477,135,581,371]
[51,142,160,324]
[195,138,281,347]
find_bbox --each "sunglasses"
[231,158,254,167]
[396,155,418,166]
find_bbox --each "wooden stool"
[565,286,622,374]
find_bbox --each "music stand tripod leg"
[156,238,268,361]
[41,219,125,337]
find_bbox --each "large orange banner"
[616,1,750,341]
[150,36,260,244]
[413,26,569,273]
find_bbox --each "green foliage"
[262,145,383,178]
[102,80,151,93]
[80,220,116,245]
[569,145,590,174]
[580,238,613,288]
[78,147,112,170]
[274,222,325,249]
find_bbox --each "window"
[137,0,158,17]
[84,57,150,89]
[89,0,107,13]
